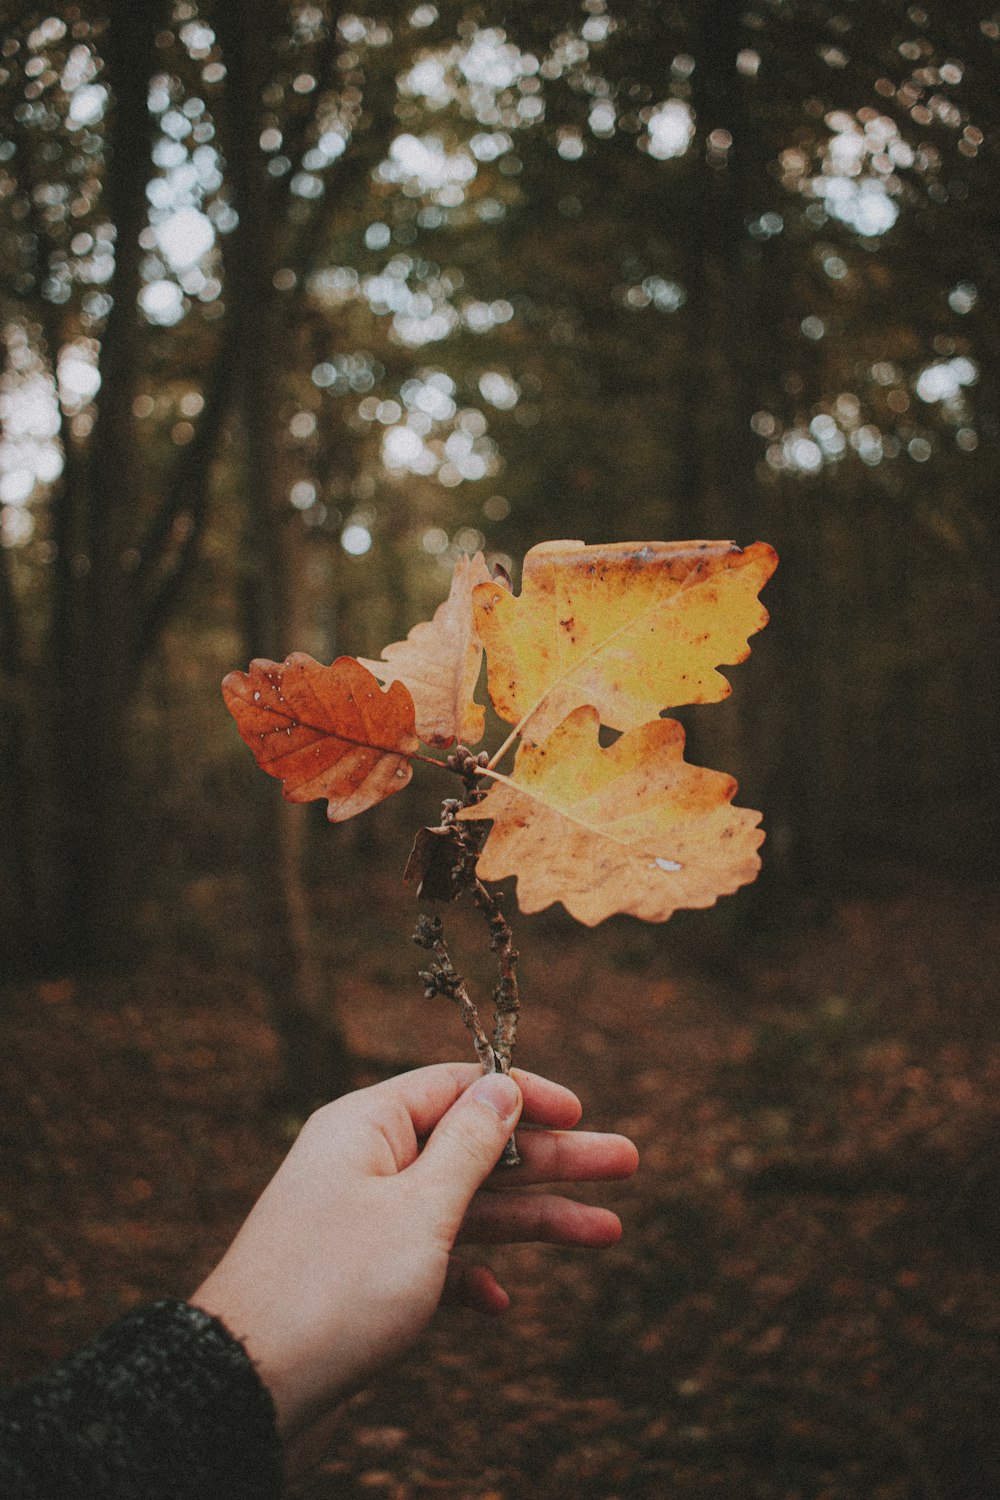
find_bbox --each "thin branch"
[412,912,497,1073]
[486,720,523,771]
[450,756,524,1070]
[412,910,520,1169]
[471,878,521,1070]
[409,745,522,1166]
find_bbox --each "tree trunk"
[0,547,41,974]
[216,0,352,1102]
[46,0,168,970]
[674,0,822,944]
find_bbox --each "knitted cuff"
[0,1299,283,1500]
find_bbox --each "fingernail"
[470,1072,520,1121]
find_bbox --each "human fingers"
[405,1071,523,1223]
[441,1256,510,1314]
[510,1069,583,1130]
[354,1064,580,1166]
[485,1129,639,1189]
[457,1191,623,1247]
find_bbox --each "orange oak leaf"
[358,551,491,746]
[222,653,419,822]
[456,705,764,925]
[473,539,778,744]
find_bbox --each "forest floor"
[2,863,999,1500]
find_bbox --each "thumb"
[409,1072,522,1231]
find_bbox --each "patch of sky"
[401,373,456,419]
[805,112,911,237]
[470,131,512,162]
[155,206,214,272]
[479,371,519,408]
[67,84,108,128]
[57,345,101,409]
[0,334,66,524]
[809,413,846,456]
[820,176,898,236]
[139,281,185,326]
[460,29,532,89]
[645,100,695,160]
[462,300,514,333]
[341,521,372,555]
[365,222,392,250]
[948,283,977,314]
[915,357,977,403]
[378,134,477,198]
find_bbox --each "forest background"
[1,3,999,1498]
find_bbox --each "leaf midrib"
[474,767,683,865]
[253,692,414,759]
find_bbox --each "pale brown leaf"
[358,551,491,746]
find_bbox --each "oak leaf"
[456,706,764,925]
[473,539,777,743]
[222,654,419,821]
[358,551,491,746]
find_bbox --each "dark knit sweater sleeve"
[0,1299,283,1500]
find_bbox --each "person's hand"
[189,1063,637,1443]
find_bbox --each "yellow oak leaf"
[358,551,491,746]
[222,654,419,821]
[456,705,764,925]
[473,539,777,743]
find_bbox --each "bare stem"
[446,755,522,1076]
[411,744,521,1166]
[486,722,521,772]
[472,878,521,1071]
[412,913,495,1073]
[413,909,520,1168]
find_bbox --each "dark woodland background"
[1,3,998,1497]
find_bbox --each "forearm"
[0,1299,282,1500]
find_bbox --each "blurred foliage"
[1,0,998,978]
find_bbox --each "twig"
[472,879,521,1070]
[447,750,522,1075]
[410,745,522,1166]
[412,912,496,1074]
